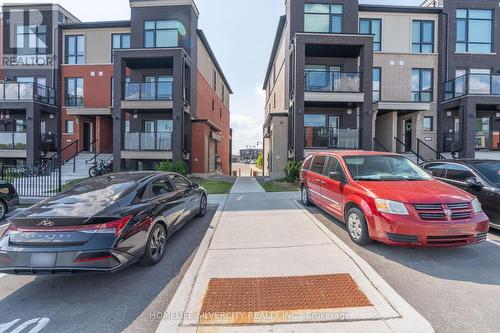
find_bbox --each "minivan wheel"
[140,223,167,266]
[346,208,372,246]
[301,186,312,206]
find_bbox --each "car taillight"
[96,216,133,236]
[0,223,17,238]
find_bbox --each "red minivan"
[300,151,490,247]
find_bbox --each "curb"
[155,196,228,333]
[293,200,434,333]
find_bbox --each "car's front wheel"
[346,207,372,246]
[140,223,167,266]
[196,194,207,217]
[301,186,312,206]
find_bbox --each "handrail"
[372,137,389,152]
[47,140,80,173]
[417,138,446,161]
[394,137,427,164]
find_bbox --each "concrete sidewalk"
[229,177,265,194]
[158,184,433,332]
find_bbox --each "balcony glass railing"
[305,70,362,93]
[444,74,500,100]
[304,127,359,149]
[0,82,57,105]
[124,81,173,101]
[124,132,172,151]
[65,94,84,107]
[0,132,27,150]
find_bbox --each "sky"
[2,0,423,154]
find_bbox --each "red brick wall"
[196,71,231,175]
[96,116,113,153]
[191,122,210,174]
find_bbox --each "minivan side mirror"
[329,171,345,183]
[465,177,483,189]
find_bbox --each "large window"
[360,18,381,51]
[65,35,84,64]
[65,77,84,106]
[456,9,493,53]
[412,20,434,53]
[304,4,343,33]
[144,20,179,48]
[16,25,47,55]
[373,67,381,102]
[411,69,433,102]
[111,33,130,62]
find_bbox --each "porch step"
[60,153,113,183]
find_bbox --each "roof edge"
[263,15,286,90]
[359,4,442,14]
[60,20,131,29]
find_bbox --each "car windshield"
[471,162,500,186]
[343,155,432,181]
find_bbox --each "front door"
[328,116,339,148]
[404,119,412,151]
[83,122,93,152]
[143,120,155,150]
[475,117,490,150]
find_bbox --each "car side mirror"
[191,182,200,189]
[329,171,345,183]
[465,177,483,189]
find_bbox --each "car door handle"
[320,180,326,185]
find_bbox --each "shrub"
[256,153,263,169]
[284,160,302,183]
[157,160,189,176]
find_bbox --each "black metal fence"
[0,164,62,197]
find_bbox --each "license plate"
[30,253,57,268]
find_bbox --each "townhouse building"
[264,0,500,178]
[0,0,232,177]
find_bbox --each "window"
[360,18,381,51]
[111,77,114,106]
[16,25,47,55]
[65,78,84,106]
[125,120,130,133]
[423,116,434,131]
[150,178,175,196]
[456,9,493,53]
[16,120,26,133]
[411,69,433,102]
[222,85,225,103]
[446,164,474,182]
[412,20,434,53]
[145,20,179,48]
[302,155,313,170]
[310,155,326,174]
[424,162,447,178]
[323,156,343,177]
[111,33,130,62]
[65,120,74,134]
[169,175,191,190]
[65,35,84,64]
[212,99,215,111]
[213,70,217,90]
[373,67,381,102]
[304,4,343,33]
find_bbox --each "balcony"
[65,95,84,107]
[0,82,57,106]
[124,132,172,151]
[0,132,27,150]
[304,127,359,150]
[304,70,364,103]
[444,74,500,101]
[121,80,174,110]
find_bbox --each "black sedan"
[422,160,500,230]
[0,172,208,274]
[0,180,19,220]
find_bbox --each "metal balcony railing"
[124,81,173,101]
[0,132,27,150]
[0,82,57,105]
[305,70,362,93]
[444,74,500,100]
[65,94,84,107]
[124,132,172,151]
[304,127,360,149]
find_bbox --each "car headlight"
[375,199,409,215]
[472,198,482,213]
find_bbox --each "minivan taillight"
[96,216,133,236]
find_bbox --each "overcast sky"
[3,0,422,153]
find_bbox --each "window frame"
[359,18,382,51]
[373,67,381,102]
[65,120,74,134]
[423,116,434,131]
[144,20,179,48]
[169,174,192,191]
[111,33,131,62]
[412,20,435,53]
[15,25,47,55]
[444,163,476,184]
[65,34,85,64]
[304,4,344,33]
[310,155,327,174]
[64,77,84,106]
[411,68,434,102]
[456,9,493,53]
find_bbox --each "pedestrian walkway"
[158,188,433,333]
[229,177,265,194]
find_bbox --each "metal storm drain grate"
[200,273,372,316]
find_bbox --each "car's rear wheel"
[140,223,167,266]
[346,207,372,246]
[301,186,312,206]
[0,201,6,220]
[196,194,207,217]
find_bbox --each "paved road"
[305,204,500,333]
[0,206,217,333]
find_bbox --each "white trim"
[377,102,431,111]
[309,188,340,206]
[305,92,365,103]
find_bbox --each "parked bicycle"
[89,160,112,178]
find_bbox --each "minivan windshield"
[343,155,432,181]
[471,161,500,186]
